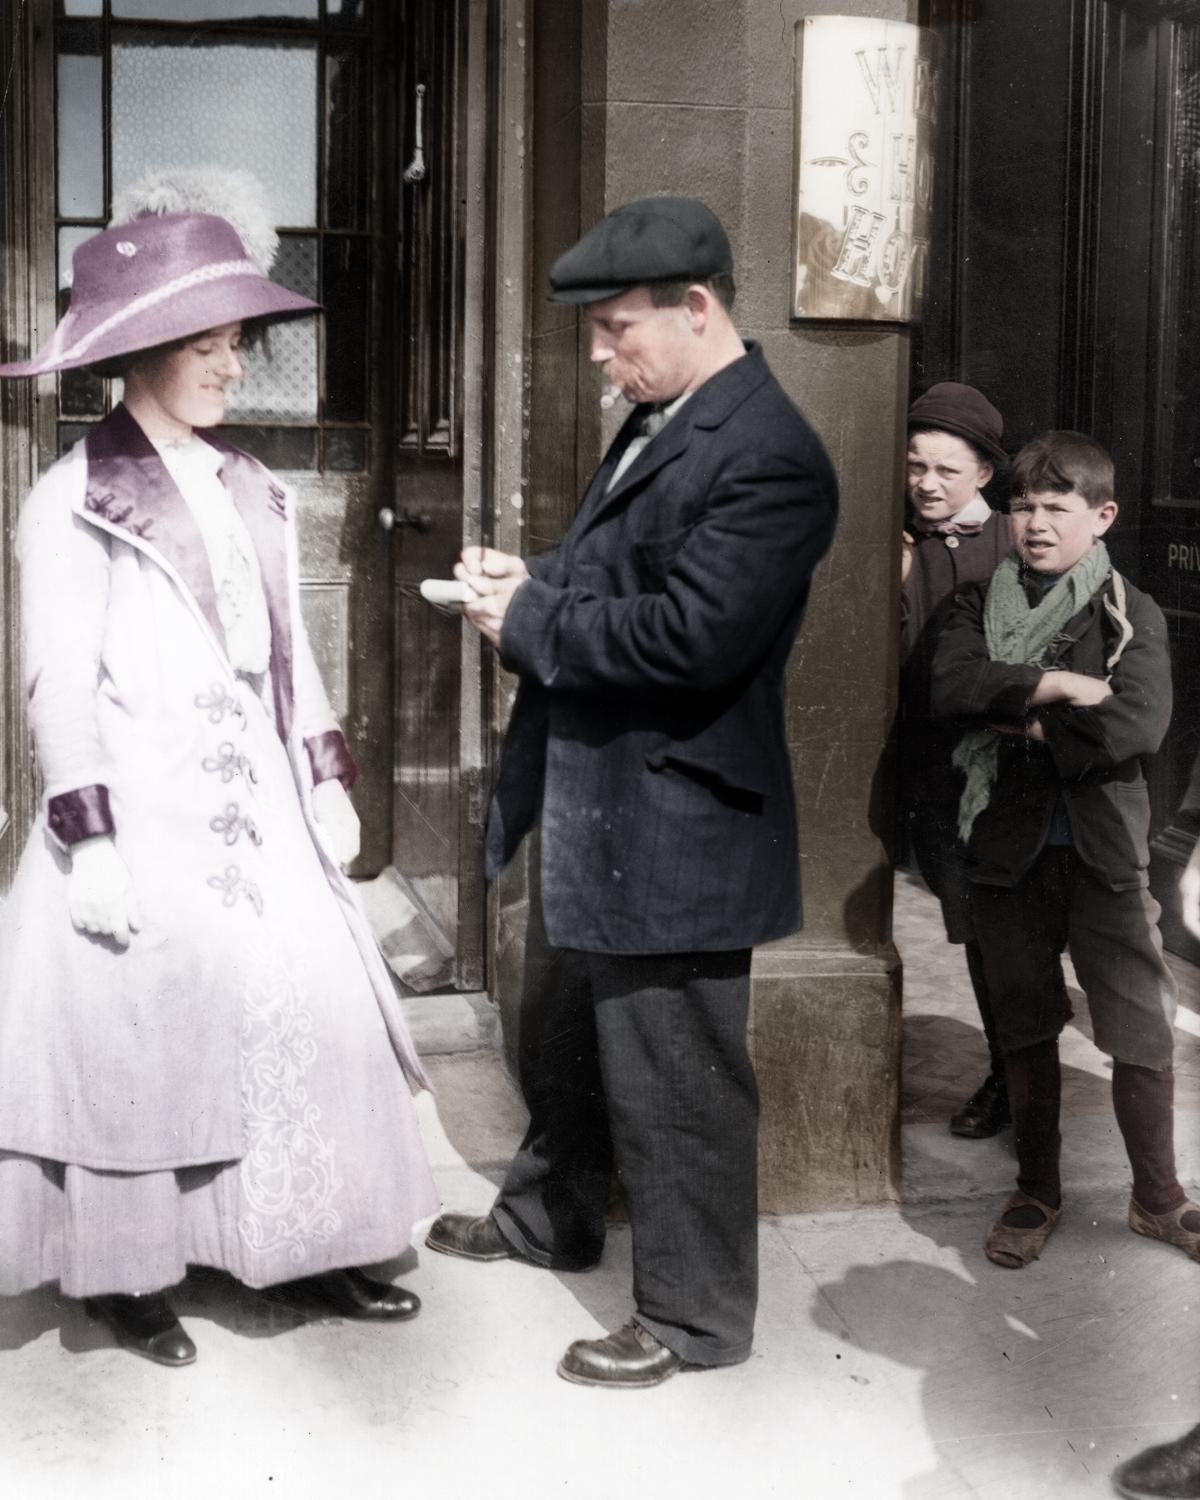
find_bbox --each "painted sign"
[792,16,937,322]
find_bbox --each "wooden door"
[388,0,485,985]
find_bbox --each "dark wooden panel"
[396,0,465,455]
[391,0,471,964]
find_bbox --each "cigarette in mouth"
[599,383,621,410]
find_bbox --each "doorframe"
[473,0,533,994]
[0,0,55,894]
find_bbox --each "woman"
[899,382,1011,1139]
[0,184,438,1366]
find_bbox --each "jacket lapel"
[577,344,771,534]
[81,406,228,654]
[78,408,298,747]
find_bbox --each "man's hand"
[1180,843,1200,942]
[68,834,142,947]
[312,778,361,867]
[455,546,529,649]
[1031,670,1114,709]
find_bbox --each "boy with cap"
[901,382,1013,1138]
[424,195,838,1386]
[932,430,1199,1269]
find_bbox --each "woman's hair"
[86,317,268,380]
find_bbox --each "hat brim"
[0,275,320,377]
[548,283,633,306]
[907,416,1007,466]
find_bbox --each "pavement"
[1,871,1198,1499]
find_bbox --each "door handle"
[403,83,427,184]
[378,506,433,534]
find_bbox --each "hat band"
[55,257,262,365]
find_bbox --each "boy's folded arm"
[1037,610,1172,777]
[930,590,1043,722]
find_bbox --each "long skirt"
[0,927,440,1298]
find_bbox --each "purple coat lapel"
[81,405,296,746]
[83,405,226,650]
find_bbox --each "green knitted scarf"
[952,540,1112,842]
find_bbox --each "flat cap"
[549,195,733,304]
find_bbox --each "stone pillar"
[498,0,916,1210]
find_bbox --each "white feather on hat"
[110,167,279,275]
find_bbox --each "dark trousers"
[491,940,758,1367]
[969,848,1177,1068]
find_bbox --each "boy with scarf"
[932,431,1199,1269]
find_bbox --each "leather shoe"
[1113,1422,1200,1498]
[425,1213,519,1262]
[84,1293,197,1367]
[949,1073,1010,1138]
[557,1322,687,1388]
[269,1268,420,1321]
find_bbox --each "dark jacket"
[931,570,1172,891]
[487,343,839,954]
[899,510,1011,802]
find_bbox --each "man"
[426,196,838,1387]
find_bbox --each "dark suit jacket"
[931,572,1172,891]
[486,343,839,954]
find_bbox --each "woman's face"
[906,430,992,524]
[124,322,245,438]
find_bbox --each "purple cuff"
[47,784,115,846]
[305,729,357,791]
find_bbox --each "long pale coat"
[0,405,427,1173]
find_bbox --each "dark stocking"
[965,939,1006,1081]
[1112,1061,1186,1216]
[1002,1040,1062,1223]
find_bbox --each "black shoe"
[268,1268,420,1321]
[1113,1424,1200,1498]
[425,1212,599,1271]
[949,1073,1011,1138]
[84,1293,197,1367]
[557,1322,688,1388]
[425,1213,520,1262]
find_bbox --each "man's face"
[585,286,697,403]
[1009,488,1117,573]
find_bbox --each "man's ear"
[684,284,711,333]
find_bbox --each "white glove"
[1181,843,1200,942]
[68,835,142,948]
[312,778,361,868]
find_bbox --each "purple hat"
[0,211,320,377]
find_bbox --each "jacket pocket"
[645,743,768,801]
[1068,780,1151,883]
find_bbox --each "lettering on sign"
[792,17,937,322]
[1168,542,1200,572]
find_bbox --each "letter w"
[856,47,906,116]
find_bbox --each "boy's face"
[906,431,993,523]
[1009,488,1118,574]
